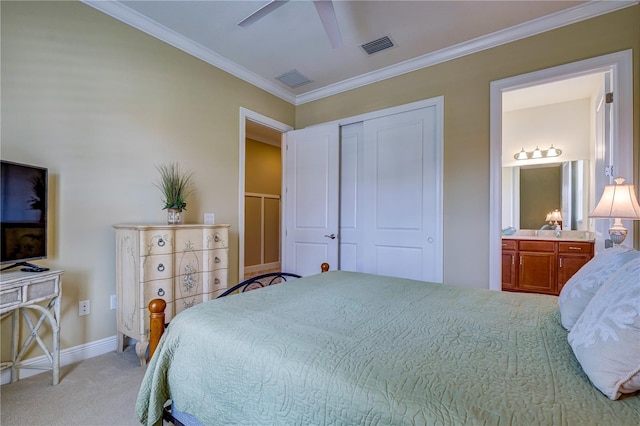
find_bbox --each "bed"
[136,257,640,425]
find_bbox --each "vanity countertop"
[502,229,595,242]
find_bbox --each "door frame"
[488,50,633,291]
[238,107,293,280]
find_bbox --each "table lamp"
[589,177,640,245]
[548,209,563,229]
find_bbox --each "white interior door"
[339,122,364,272]
[360,107,443,282]
[283,124,339,276]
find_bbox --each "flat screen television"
[1,160,49,272]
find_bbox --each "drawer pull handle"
[157,263,165,272]
[214,278,220,284]
[214,234,220,242]
[157,288,165,296]
[502,243,507,247]
[569,246,581,251]
[215,257,221,264]
[158,238,165,247]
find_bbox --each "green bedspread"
[136,271,639,425]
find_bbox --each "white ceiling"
[83,0,635,105]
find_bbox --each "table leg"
[10,309,19,383]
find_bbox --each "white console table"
[0,269,63,385]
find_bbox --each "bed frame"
[147,263,329,361]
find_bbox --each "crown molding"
[82,1,636,106]
[81,0,296,104]
[296,1,637,104]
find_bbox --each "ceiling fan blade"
[238,0,289,28]
[313,0,343,49]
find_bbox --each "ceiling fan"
[238,0,343,49]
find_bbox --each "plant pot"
[167,208,183,225]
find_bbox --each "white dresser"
[113,224,230,366]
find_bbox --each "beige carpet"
[0,346,146,425]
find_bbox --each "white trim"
[80,0,636,106]
[1,335,117,385]
[489,50,634,291]
[239,108,293,281]
[80,0,295,104]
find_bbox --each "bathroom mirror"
[502,160,590,231]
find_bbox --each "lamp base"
[609,228,628,245]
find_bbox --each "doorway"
[489,50,634,291]
[238,108,293,280]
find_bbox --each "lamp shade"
[548,209,562,222]
[589,178,640,219]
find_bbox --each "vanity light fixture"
[589,177,640,245]
[514,145,563,161]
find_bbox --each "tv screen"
[1,160,48,265]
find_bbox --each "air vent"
[275,70,313,88]
[361,36,395,55]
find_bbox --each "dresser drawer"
[205,227,228,249]
[501,240,517,251]
[139,230,173,256]
[558,242,593,254]
[174,228,206,252]
[174,296,203,316]
[1,287,22,309]
[175,250,205,276]
[175,271,205,299]
[141,254,174,281]
[519,240,555,252]
[207,269,228,293]
[206,249,228,271]
[143,278,174,307]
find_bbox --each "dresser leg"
[116,332,124,353]
[135,340,148,367]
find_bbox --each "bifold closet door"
[357,106,442,282]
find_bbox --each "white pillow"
[568,257,640,400]
[558,246,639,330]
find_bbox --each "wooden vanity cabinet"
[518,240,556,295]
[502,238,593,296]
[501,240,517,291]
[557,242,594,292]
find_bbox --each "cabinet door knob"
[214,277,220,284]
[158,238,165,247]
[215,257,220,263]
[157,288,165,296]
[214,234,220,242]
[157,263,165,272]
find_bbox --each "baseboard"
[1,335,117,385]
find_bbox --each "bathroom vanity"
[501,230,594,296]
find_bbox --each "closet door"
[361,106,443,282]
[339,122,364,272]
[282,124,340,276]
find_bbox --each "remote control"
[21,266,50,273]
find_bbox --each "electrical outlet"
[110,295,117,310]
[79,300,90,316]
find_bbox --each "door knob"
[324,233,337,239]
